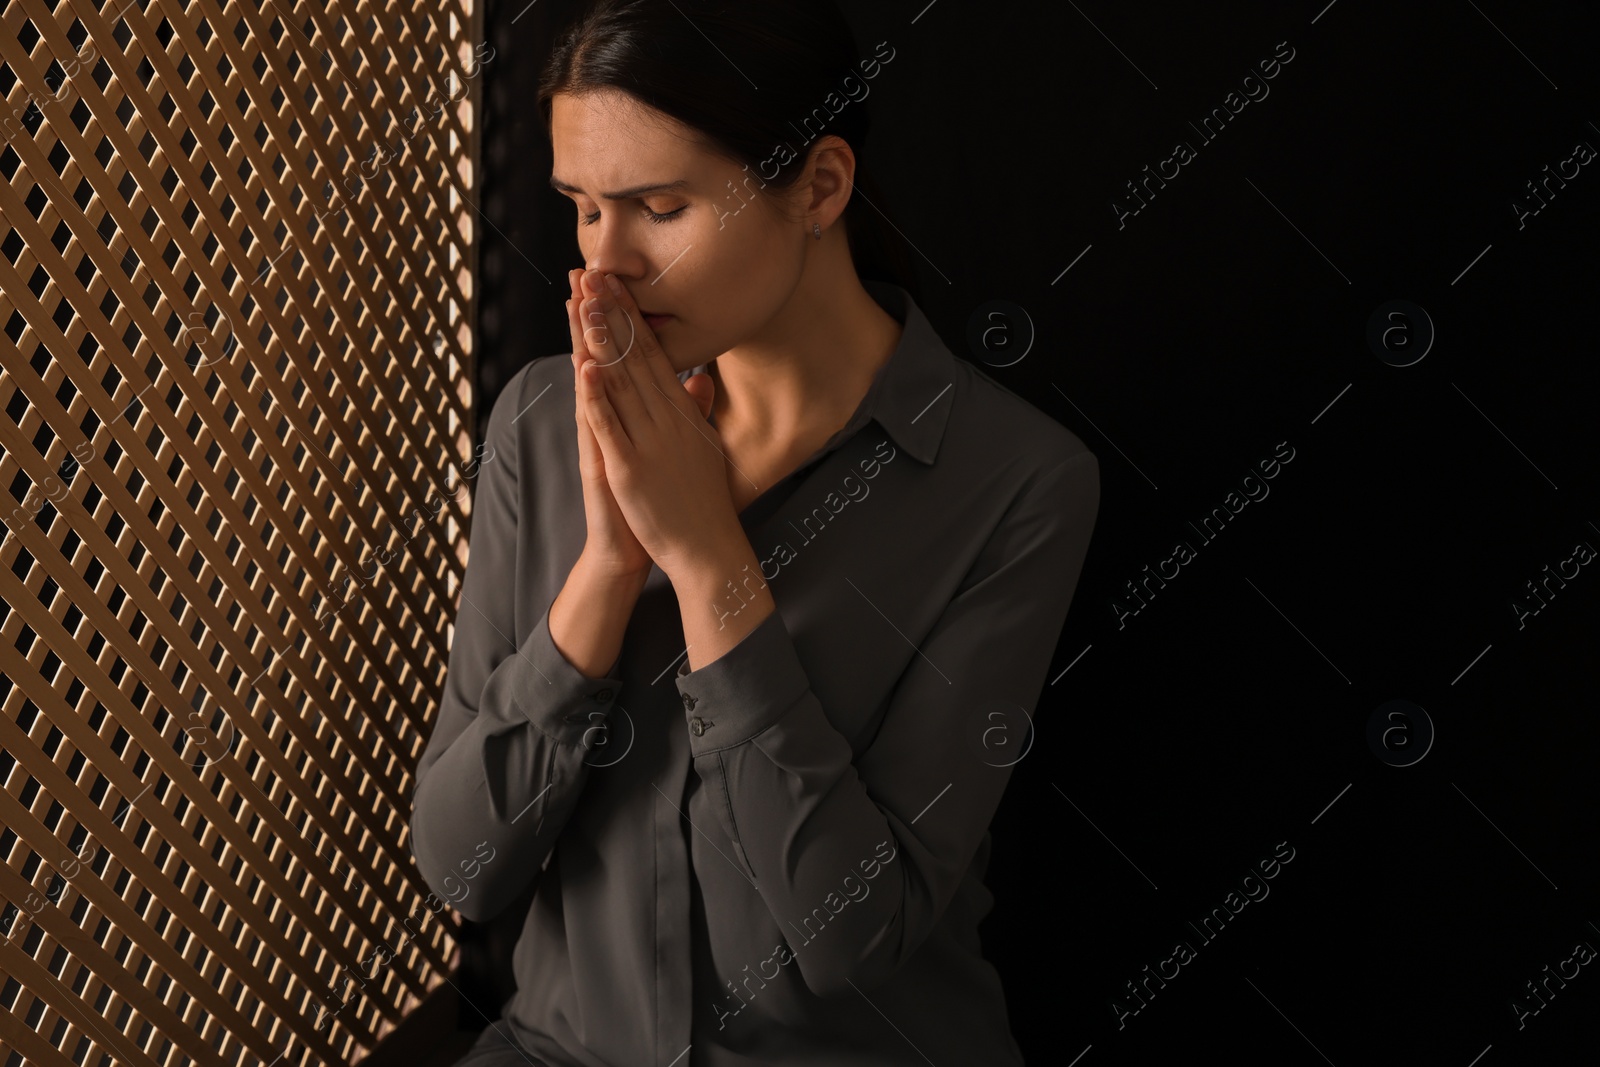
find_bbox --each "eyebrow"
[548,176,692,200]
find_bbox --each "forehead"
[550,90,707,179]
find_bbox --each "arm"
[408,364,629,924]
[671,449,1100,997]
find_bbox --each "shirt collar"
[678,280,956,467]
[853,279,955,466]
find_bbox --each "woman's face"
[550,90,806,373]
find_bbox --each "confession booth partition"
[0,1,484,1064]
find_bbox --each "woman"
[409,1,1101,1063]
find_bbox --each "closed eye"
[581,205,687,226]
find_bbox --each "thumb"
[682,371,715,422]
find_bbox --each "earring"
[813,222,822,240]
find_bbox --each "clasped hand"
[565,268,744,583]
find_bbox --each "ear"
[801,134,856,225]
[681,371,715,422]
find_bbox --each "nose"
[582,217,646,282]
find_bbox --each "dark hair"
[537,0,923,307]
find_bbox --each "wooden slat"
[1,0,482,1063]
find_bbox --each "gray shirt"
[409,281,1101,1066]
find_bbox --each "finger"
[584,284,648,398]
[566,295,592,415]
[566,298,601,487]
[578,356,635,463]
[567,296,594,417]
[586,272,689,430]
[567,293,614,485]
[577,287,654,445]
[567,286,594,366]
[566,290,582,363]
[581,270,632,369]
[598,272,681,399]
[582,296,656,432]
[681,371,715,423]
[585,271,642,363]
[603,281,707,433]
[579,299,629,369]
[568,273,594,374]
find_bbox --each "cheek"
[694,213,794,291]
[651,209,798,346]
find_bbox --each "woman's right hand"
[567,269,654,582]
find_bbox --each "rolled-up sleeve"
[674,448,1101,998]
[408,364,625,924]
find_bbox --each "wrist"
[551,551,646,681]
[577,545,653,591]
[670,532,776,673]
[664,527,760,598]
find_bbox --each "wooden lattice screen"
[0,0,483,1063]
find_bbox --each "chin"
[664,347,706,376]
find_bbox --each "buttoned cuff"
[674,609,809,755]
[512,600,625,747]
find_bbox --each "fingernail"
[586,269,604,292]
[605,275,623,297]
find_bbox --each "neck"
[708,269,903,451]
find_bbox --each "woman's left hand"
[576,271,745,581]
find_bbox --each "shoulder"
[482,354,576,451]
[488,355,573,428]
[946,360,1102,566]
[944,355,1097,488]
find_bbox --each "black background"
[468,2,1600,1064]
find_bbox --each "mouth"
[642,312,674,328]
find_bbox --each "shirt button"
[681,692,697,711]
[593,688,613,702]
[689,716,706,737]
